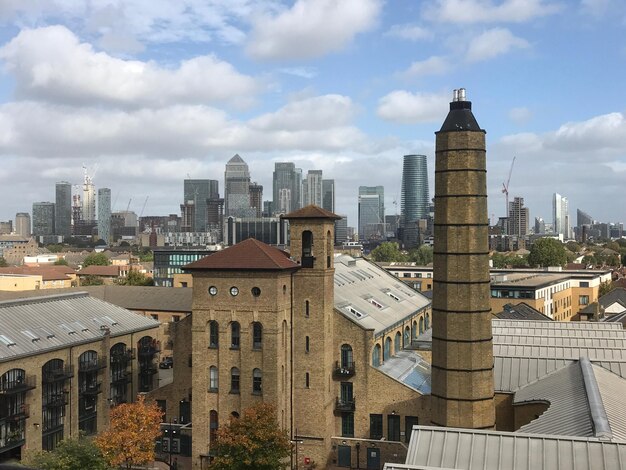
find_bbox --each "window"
[252,322,263,349]
[172,315,180,322]
[252,369,262,394]
[305,336,310,353]
[305,372,310,388]
[209,366,218,392]
[404,327,410,347]
[579,295,589,305]
[425,313,430,329]
[405,416,418,443]
[340,344,353,368]
[151,314,158,320]
[230,368,240,393]
[341,413,354,437]
[372,344,381,367]
[388,415,400,441]
[384,337,392,362]
[394,332,401,354]
[231,322,240,349]
[370,414,383,439]
[209,410,218,443]
[305,300,310,317]
[580,282,589,288]
[251,287,261,297]
[209,321,218,348]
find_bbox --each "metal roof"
[0,292,159,362]
[393,426,626,470]
[492,319,623,330]
[493,326,626,339]
[493,344,626,361]
[333,255,430,335]
[376,350,431,394]
[493,334,626,349]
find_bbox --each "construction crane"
[501,156,516,219]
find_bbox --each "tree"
[210,403,291,470]
[119,241,131,247]
[83,252,110,267]
[54,258,69,266]
[26,436,110,470]
[599,281,615,297]
[95,394,163,469]
[81,275,105,286]
[0,257,7,267]
[408,245,433,265]
[116,269,154,286]
[527,238,567,268]
[370,242,407,262]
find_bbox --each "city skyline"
[0,1,624,227]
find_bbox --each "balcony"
[0,428,25,451]
[1,404,30,422]
[78,357,108,373]
[335,396,356,413]
[0,375,36,395]
[138,342,160,358]
[43,393,68,408]
[112,372,131,385]
[110,349,135,365]
[81,382,102,395]
[43,365,74,384]
[333,361,355,379]
[139,366,158,376]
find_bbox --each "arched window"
[419,317,424,335]
[404,326,410,347]
[384,337,392,362]
[252,322,263,349]
[42,360,66,450]
[110,342,129,406]
[252,369,262,394]
[372,344,381,367]
[302,230,314,267]
[425,312,430,330]
[230,322,240,349]
[209,321,219,348]
[340,344,353,368]
[209,366,218,392]
[231,411,239,419]
[209,410,218,443]
[412,320,418,340]
[230,368,240,393]
[394,331,401,354]
[78,351,99,435]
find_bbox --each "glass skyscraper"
[55,181,72,239]
[184,179,219,231]
[358,186,385,240]
[98,188,111,244]
[400,154,429,247]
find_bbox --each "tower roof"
[283,204,342,220]
[227,154,245,163]
[184,238,299,271]
[437,88,483,133]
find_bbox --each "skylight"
[22,330,40,342]
[0,335,16,346]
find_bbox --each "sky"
[0,0,625,229]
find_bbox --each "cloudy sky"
[0,0,624,228]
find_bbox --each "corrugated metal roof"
[492,319,623,330]
[493,326,626,339]
[333,255,430,334]
[494,356,575,393]
[0,292,159,362]
[396,426,626,470]
[493,343,626,361]
[493,334,626,349]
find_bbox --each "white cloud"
[385,23,433,41]
[247,0,381,60]
[425,0,561,24]
[399,56,451,79]
[377,90,449,124]
[0,26,259,108]
[544,112,626,152]
[278,67,318,79]
[580,0,610,18]
[465,28,529,62]
[508,106,532,125]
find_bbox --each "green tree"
[46,244,64,253]
[26,436,111,470]
[370,242,407,262]
[527,238,567,268]
[119,241,131,247]
[408,245,433,265]
[81,275,105,286]
[605,241,620,252]
[210,403,291,470]
[54,258,69,266]
[0,257,7,267]
[566,241,581,253]
[599,281,615,297]
[83,252,110,267]
[116,269,154,286]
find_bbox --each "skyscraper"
[322,179,335,213]
[82,167,96,222]
[98,188,111,244]
[224,154,252,217]
[358,186,384,240]
[55,181,72,239]
[508,196,529,237]
[534,217,545,234]
[400,154,429,248]
[302,170,323,207]
[431,88,495,429]
[249,182,263,218]
[577,209,594,229]
[32,202,55,237]
[15,213,30,237]
[184,179,219,232]
[272,162,300,214]
[553,193,570,239]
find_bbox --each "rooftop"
[282,204,342,220]
[494,302,552,321]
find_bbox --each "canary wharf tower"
[430,89,495,429]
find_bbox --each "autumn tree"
[210,402,291,470]
[83,252,110,267]
[527,238,567,268]
[26,436,110,470]
[95,394,163,469]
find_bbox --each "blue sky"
[0,0,624,229]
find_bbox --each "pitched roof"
[184,238,299,271]
[78,265,121,276]
[282,204,342,220]
[0,266,74,281]
[495,302,552,321]
[228,153,244,163]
